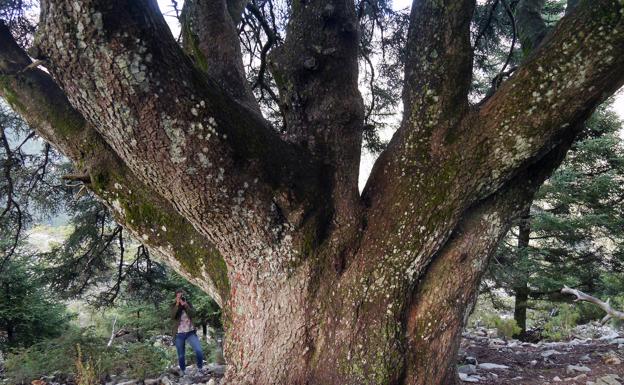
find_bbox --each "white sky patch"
[157,0,182,38]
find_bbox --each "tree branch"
[516,0,548,54]
[473,0,624,199]
[358,0,477,286]
[270,0,365,243]
[181,0,260,112]
[34,0,321,276]
[0,21,230,305]
[562,286,624,320]
[402,0,475,127]
[404,130,578,382]
[227,0,251,24]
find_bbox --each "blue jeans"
[175,330,204,371]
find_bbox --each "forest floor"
[459,325,624,385]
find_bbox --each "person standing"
[171,289,204,374]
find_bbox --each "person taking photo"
[171,288,205,375]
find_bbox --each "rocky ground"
[31,363,225,385]
[19,324,624,385]
[458,324,624,385]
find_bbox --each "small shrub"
[543,304,580,341]
[124,342,169,379]
[4,327,103,384]
[4,328,171,383]
[483,315,521,339]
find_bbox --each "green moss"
[0,76,27,112]
[182,20,209,73]
[44,102,85,138]
[91,170,230,301]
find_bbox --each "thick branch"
[516,0,548,54]
[35,0,321,277]
[181,0,260,112]
[226,0,250,24]
[562,286,624,320]
[0,22,229,305]
[473,0,624,199]
[402,0,475,127]
[403,131,577,385]
[360,0,476,279]
[364,0,475,210]
[270,0,365,249]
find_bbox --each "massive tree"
[0,0,623,383]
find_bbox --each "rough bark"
[0,22,229,305]
[516,0,548,54]
[181,0,259,112]
[270,0,365,252]
[0,0,623,384]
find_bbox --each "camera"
[181,296,186,302]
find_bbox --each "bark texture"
[1,0,623,384]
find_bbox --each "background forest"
[0,0,623,384]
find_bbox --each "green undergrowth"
[4,327,216,384]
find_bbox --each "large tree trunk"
[1,0,623,384]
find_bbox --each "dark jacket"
[170,300,196,336]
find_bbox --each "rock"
[566,374,587,381]
[530,360,538,366]
[553,376,561,382]
[458,365,477,375]
[541,349,561,358]
[115,381,138,385]
[566,364,591,374]
[459,372,481,383]
[207,380,216,385]
[603,351,622,365]
[478,363,509,370]
[488,338,506,346]
[465,356,478,365]
[160,376,173,385]
[610,338,624,345]
[206,364,226,376]
[580,354,591,361]
[144,379,159,385]
[596,374,622,385]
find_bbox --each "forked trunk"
[1,1,623,385]
[222,248,478,385]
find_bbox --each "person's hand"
[180,299,187,307]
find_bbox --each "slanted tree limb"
[0,21,229,305]
[562,286,624,321]
[34,0,322,279]
[471,0,624,200]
